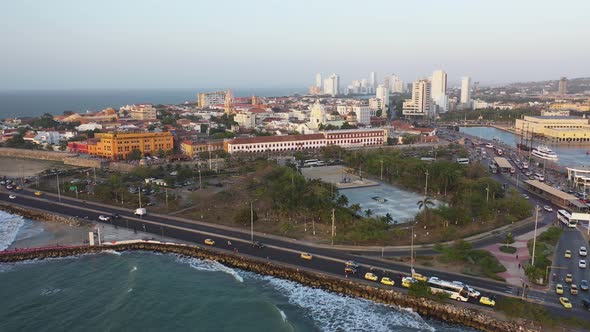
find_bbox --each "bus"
[301,159,320,167]
[557,209,577,228]
[456,158,470,165]
[489,163,498,174]
[427,277,470,302]
[534,173,545,182]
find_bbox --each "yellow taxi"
[402,277,417,288]
[556,283,564,294]
[204,239,215,246]
[559,297,572,309]
[15,186,22,190]
[380,277,394,286]
[479,296,496,307]
[364,272,378,281]
[565,273,573,283]
[300,253,313,260]
[412,273,428,282]
[571,284,578,295]
[34,191,43,196]
[565,250,572,258]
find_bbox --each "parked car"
[580,247,588,257]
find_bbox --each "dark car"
[583,299,590,310]
[112,213,120,219]
[252,241,265,249]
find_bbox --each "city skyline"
[1,0,589,90]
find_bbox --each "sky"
[1,0,589,90]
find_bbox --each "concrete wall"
[63,157,106,168]
[0,147,77,161]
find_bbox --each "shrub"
[499,245,517,254]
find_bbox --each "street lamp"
[531,205,540,266]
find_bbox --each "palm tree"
[417,197,434,211]
[350,203,361,215]
[337,194,349,207]
[364,209,373,218]
[385,213,393,223]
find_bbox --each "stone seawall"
[0,242,538,332]
[0,147,77,162]
[0,202,87,227]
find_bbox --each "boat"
[531,145,558,161]
[372,196,387,203]
[493,136,500,141]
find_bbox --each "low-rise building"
[87,131,174,160]
[127,104,157,121]
[180,140,224,157]
[224,128,386,154]
[515,115,590,143]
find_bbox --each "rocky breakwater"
[0,202,86,227]
[0,242,539,332]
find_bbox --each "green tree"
[126,149,142,161]
[364,209,373,218]
[336,194,349,207]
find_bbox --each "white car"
[580,260,587,269]
[8,194,16,199]
[452,281,480,298]
[581,247,588,257]
[98,215,111,221]
[543,205,553,212]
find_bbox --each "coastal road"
[1,189,589,322]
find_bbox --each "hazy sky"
[1,0,589,90]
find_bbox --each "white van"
[134,208,147,216]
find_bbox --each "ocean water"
[460,126,590,168]
[0,88,304,119]
[0,213,474,332]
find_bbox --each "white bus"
[557,209,577,228]
[301,159,320,167]
[427,277,470,302]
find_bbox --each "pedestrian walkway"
[485,224,550,289]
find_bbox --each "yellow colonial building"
[515,116,590,143]
[88,132,174,160]
[549,102,590,112]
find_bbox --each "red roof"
[230,134,324,145]
[248,108,266,114]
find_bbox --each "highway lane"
[2,190,589,321]
[551,227,590,308]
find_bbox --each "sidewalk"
[485,224,550,289]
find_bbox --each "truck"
[134,208,147,216]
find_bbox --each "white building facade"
[403,79,432,117]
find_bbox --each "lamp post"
[410,225,415,273]
[424,170,429,196]
[531,205,540,266]
[486,184,490,204]
[250,201,254,243]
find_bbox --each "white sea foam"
[127,288,133,293]
[279,309,288,322]
[40,287,62,296]
[174,256,244,283]
[131,266,137,272]
[257,275,435,332]
[102,249,122,256]
[0,211,25,251]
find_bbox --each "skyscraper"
[316,73,322,88]
[558,77,568,95]
[461,76,472,105]
[323,74,340,97]
[369,72,376,93]
[431,70,448,114]
[390,75,404,93]
[403,79,432,117]
[430,70,447,100]
[376,84,390,117]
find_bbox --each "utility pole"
[56,173,61,202]
[486,184,490,204]
[138,185,142,209]
[410,225,415,273]
[93,167,97,184]
[331,208,335,245]
[165,188,168,209]
[312,217,316,236]
[531,205,540,266]
[250,201,254,243]
[198,169,202,189]
[424,170,429,196]
[380,159,384,180]
[208,150,212,170]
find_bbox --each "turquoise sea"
[0,213,475,332]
